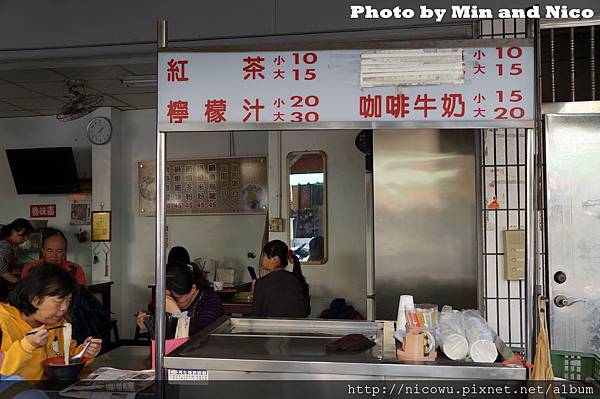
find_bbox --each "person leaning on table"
[0,264,102,380]
[137,260,224,337]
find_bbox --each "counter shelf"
[165,317,526,380]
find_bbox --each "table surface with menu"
[32,346,154,398]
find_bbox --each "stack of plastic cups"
[462,310,498,363]
[396,295,414,332]
[438,308,469,360]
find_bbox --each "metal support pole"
[155,19,168,385]
[525,128,538,365]
[525,18,542,365]
[570,27,576,102]
[592,25,596,101]
[550,29,556,103]
[365,169,375,321]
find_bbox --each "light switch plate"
[268,218,284,232]
[503,229,525,280]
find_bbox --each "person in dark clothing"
[167,246,190,264]
[147,246,193,313]
[0,219,34,301]
[137,261,224,336]
[253,240,310,318]
[291,254,311,316]
[308,235,324,262]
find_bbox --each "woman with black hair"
[167,246,190,264]
[137,261,224,336]
[291,254,311,317]
[252,240,311,318]
[0,219,34,300]
[0,264,102,379]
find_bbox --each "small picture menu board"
[138,156,267,216]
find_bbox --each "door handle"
[554,295,586,308]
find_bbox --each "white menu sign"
[158,44,534,126]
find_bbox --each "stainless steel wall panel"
[373,129,478,319]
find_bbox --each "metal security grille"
[541,25,599,102]
[481,128,527,347]
[478,19,528,348]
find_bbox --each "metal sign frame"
[153,20,539,382]
[158,38,534,132]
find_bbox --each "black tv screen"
[6,147,81,194]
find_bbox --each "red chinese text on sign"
[473,50,486,61]
[167,100,189,123]
[474,108,486,118]
[242,98,265,122]
[441,93,465,118]
[359,95,382,118]
[242,56,266,80]
[473,93,486,104]
[167,59,189,82]
[204,99,227,123]
[386,95,410,118]
[159,46,533,123]
[413,94,437,118]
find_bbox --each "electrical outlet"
[268,218,284,232]
[503,229,525,280]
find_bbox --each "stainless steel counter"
[165,317,526,380]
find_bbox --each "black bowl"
[43,356,87,380]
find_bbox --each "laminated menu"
[59,367,154,399]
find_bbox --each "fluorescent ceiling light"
[360,49,464,88]
[119,75,157,87]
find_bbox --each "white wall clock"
[86,117,112,145]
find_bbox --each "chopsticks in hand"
[26,325,64,336]
[143,315,155,339]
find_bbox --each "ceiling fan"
[56,80,103,122]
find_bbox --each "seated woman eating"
[138,261,224,337]
[0,264,102,379]
[253,240,310,318]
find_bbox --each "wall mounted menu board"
[138,156,267,216]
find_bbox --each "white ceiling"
[0,63,157,118]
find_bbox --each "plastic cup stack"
[396,295,414,332]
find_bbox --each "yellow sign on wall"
[91,211,111,241]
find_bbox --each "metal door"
[546,114,600,354]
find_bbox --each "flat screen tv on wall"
[6,147,81,194]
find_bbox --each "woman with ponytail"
[137,260,224,336]
[252,240,310,318]
[290,254,311,317]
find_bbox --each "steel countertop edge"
[164,317,526,380]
